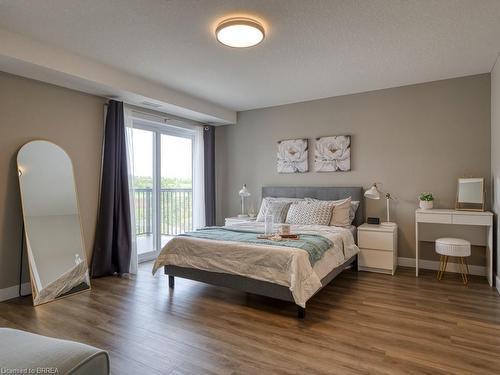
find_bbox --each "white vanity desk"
[415,209,493,286]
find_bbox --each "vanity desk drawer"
[452,214,492,226]
[415,212,452,224]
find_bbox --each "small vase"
[419,200,433,210]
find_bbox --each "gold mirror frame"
[17,140,91,306]
[455,177,485,212]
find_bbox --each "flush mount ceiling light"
[215,17,265,48]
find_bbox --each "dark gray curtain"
[91,100,132,277]
[204,125,216,226]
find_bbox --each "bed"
[153,186,364,318]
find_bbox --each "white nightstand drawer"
[415,212,452,224]
[358,231,394,251]
[358,249,393,270]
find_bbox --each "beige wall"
[0,72,105,289]
[492,56,500,283]
[216,74,491,265]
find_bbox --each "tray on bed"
[256,234,300,240]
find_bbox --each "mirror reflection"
[17,140,90,305]
[456,177,485,211]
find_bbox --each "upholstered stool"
[435,238,471,284]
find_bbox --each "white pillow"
[256,197,303,222]
[263,201,292,223]
[285,201,333,225]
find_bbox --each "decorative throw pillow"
[285,201,333,225]
[304,197,352,227]
[329,197,352,227]
[349,201,360,224]
[256,197,303,222]
[266,201,292,223]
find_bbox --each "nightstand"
[225,216,257,226]
[357,223,398,275]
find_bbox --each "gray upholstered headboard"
[261,186,365,227]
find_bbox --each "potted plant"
[419,192,434,209]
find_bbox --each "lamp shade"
[239,184,251,197]
[364,184,381,200]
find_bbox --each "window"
[130,116,196,262]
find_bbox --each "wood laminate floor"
[1,264,500,374]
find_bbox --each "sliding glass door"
[131,120,194,262]
[160,134,193,249]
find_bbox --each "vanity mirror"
[17,140,90,306]
[455,177,485,211]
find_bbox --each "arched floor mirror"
[17,140,90,306]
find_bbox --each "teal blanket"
[179,227,333,266]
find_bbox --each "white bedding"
[152,223,359,307]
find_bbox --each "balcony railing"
[134,188,193,236]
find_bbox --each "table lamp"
[238,184,251,218]
[364,183,396,227]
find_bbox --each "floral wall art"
[277,138,308,173]
[314,135,351,172]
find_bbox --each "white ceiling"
[0,0,499,111]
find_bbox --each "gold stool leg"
[460,257,469,285]
[439,256,448,281]
[459,258,465,284]
[437,255,443,280]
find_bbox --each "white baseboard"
[496,275,500,295]
[0,283,31,302]
[398,257,486,276]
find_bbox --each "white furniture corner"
[225,216,257,226]
[415,209,493,286]
[357,223,398,275]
